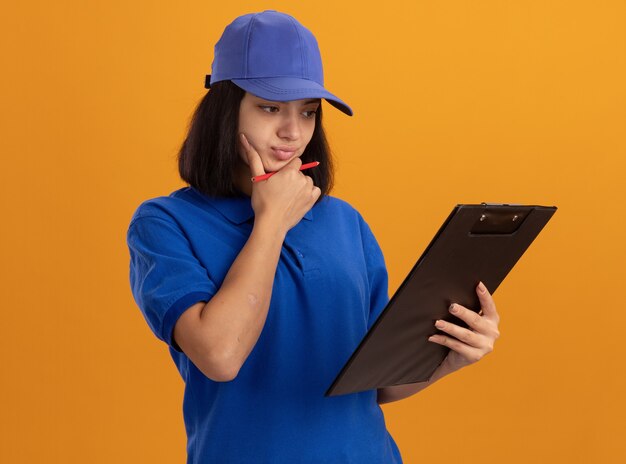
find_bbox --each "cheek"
[304,123,316,147]
[238,121,269,154]
[236,131,266,166]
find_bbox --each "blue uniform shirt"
[126,186,403,463]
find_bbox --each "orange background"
[1,1,624,463]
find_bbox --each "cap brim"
[231,77,353,116]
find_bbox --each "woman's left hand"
[427,281,501,374]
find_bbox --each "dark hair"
[177,80,335,200]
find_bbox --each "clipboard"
[325,202,557,397]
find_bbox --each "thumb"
[239,133,266,178]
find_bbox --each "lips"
[271,147,297,161]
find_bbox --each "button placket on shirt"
[282,239,321,279]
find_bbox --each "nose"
[276,111,301,141]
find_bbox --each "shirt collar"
[190,187,314,225]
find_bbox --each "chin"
[266,156,293,169]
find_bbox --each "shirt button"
[297,250,304,258]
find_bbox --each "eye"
[258,105,318,119]
[259,105,279,113]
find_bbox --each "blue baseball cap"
[205,10,353,116]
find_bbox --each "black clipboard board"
[325,203,557,397]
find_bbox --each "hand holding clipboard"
[426,280,501,376]
[326,203,557,397]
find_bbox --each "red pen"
[251,161,320,183]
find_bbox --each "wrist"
[253,215,287,241]
[432,358,460,381]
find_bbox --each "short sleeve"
[358,215,390,330]
[126,215,218,352]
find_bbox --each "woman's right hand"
[239,133,321,234]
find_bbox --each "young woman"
[127,10,500,463]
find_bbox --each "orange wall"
[1,1,624,462]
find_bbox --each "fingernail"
[435,320,445,328]
[449,303,458,313]
[478,282,487,294]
